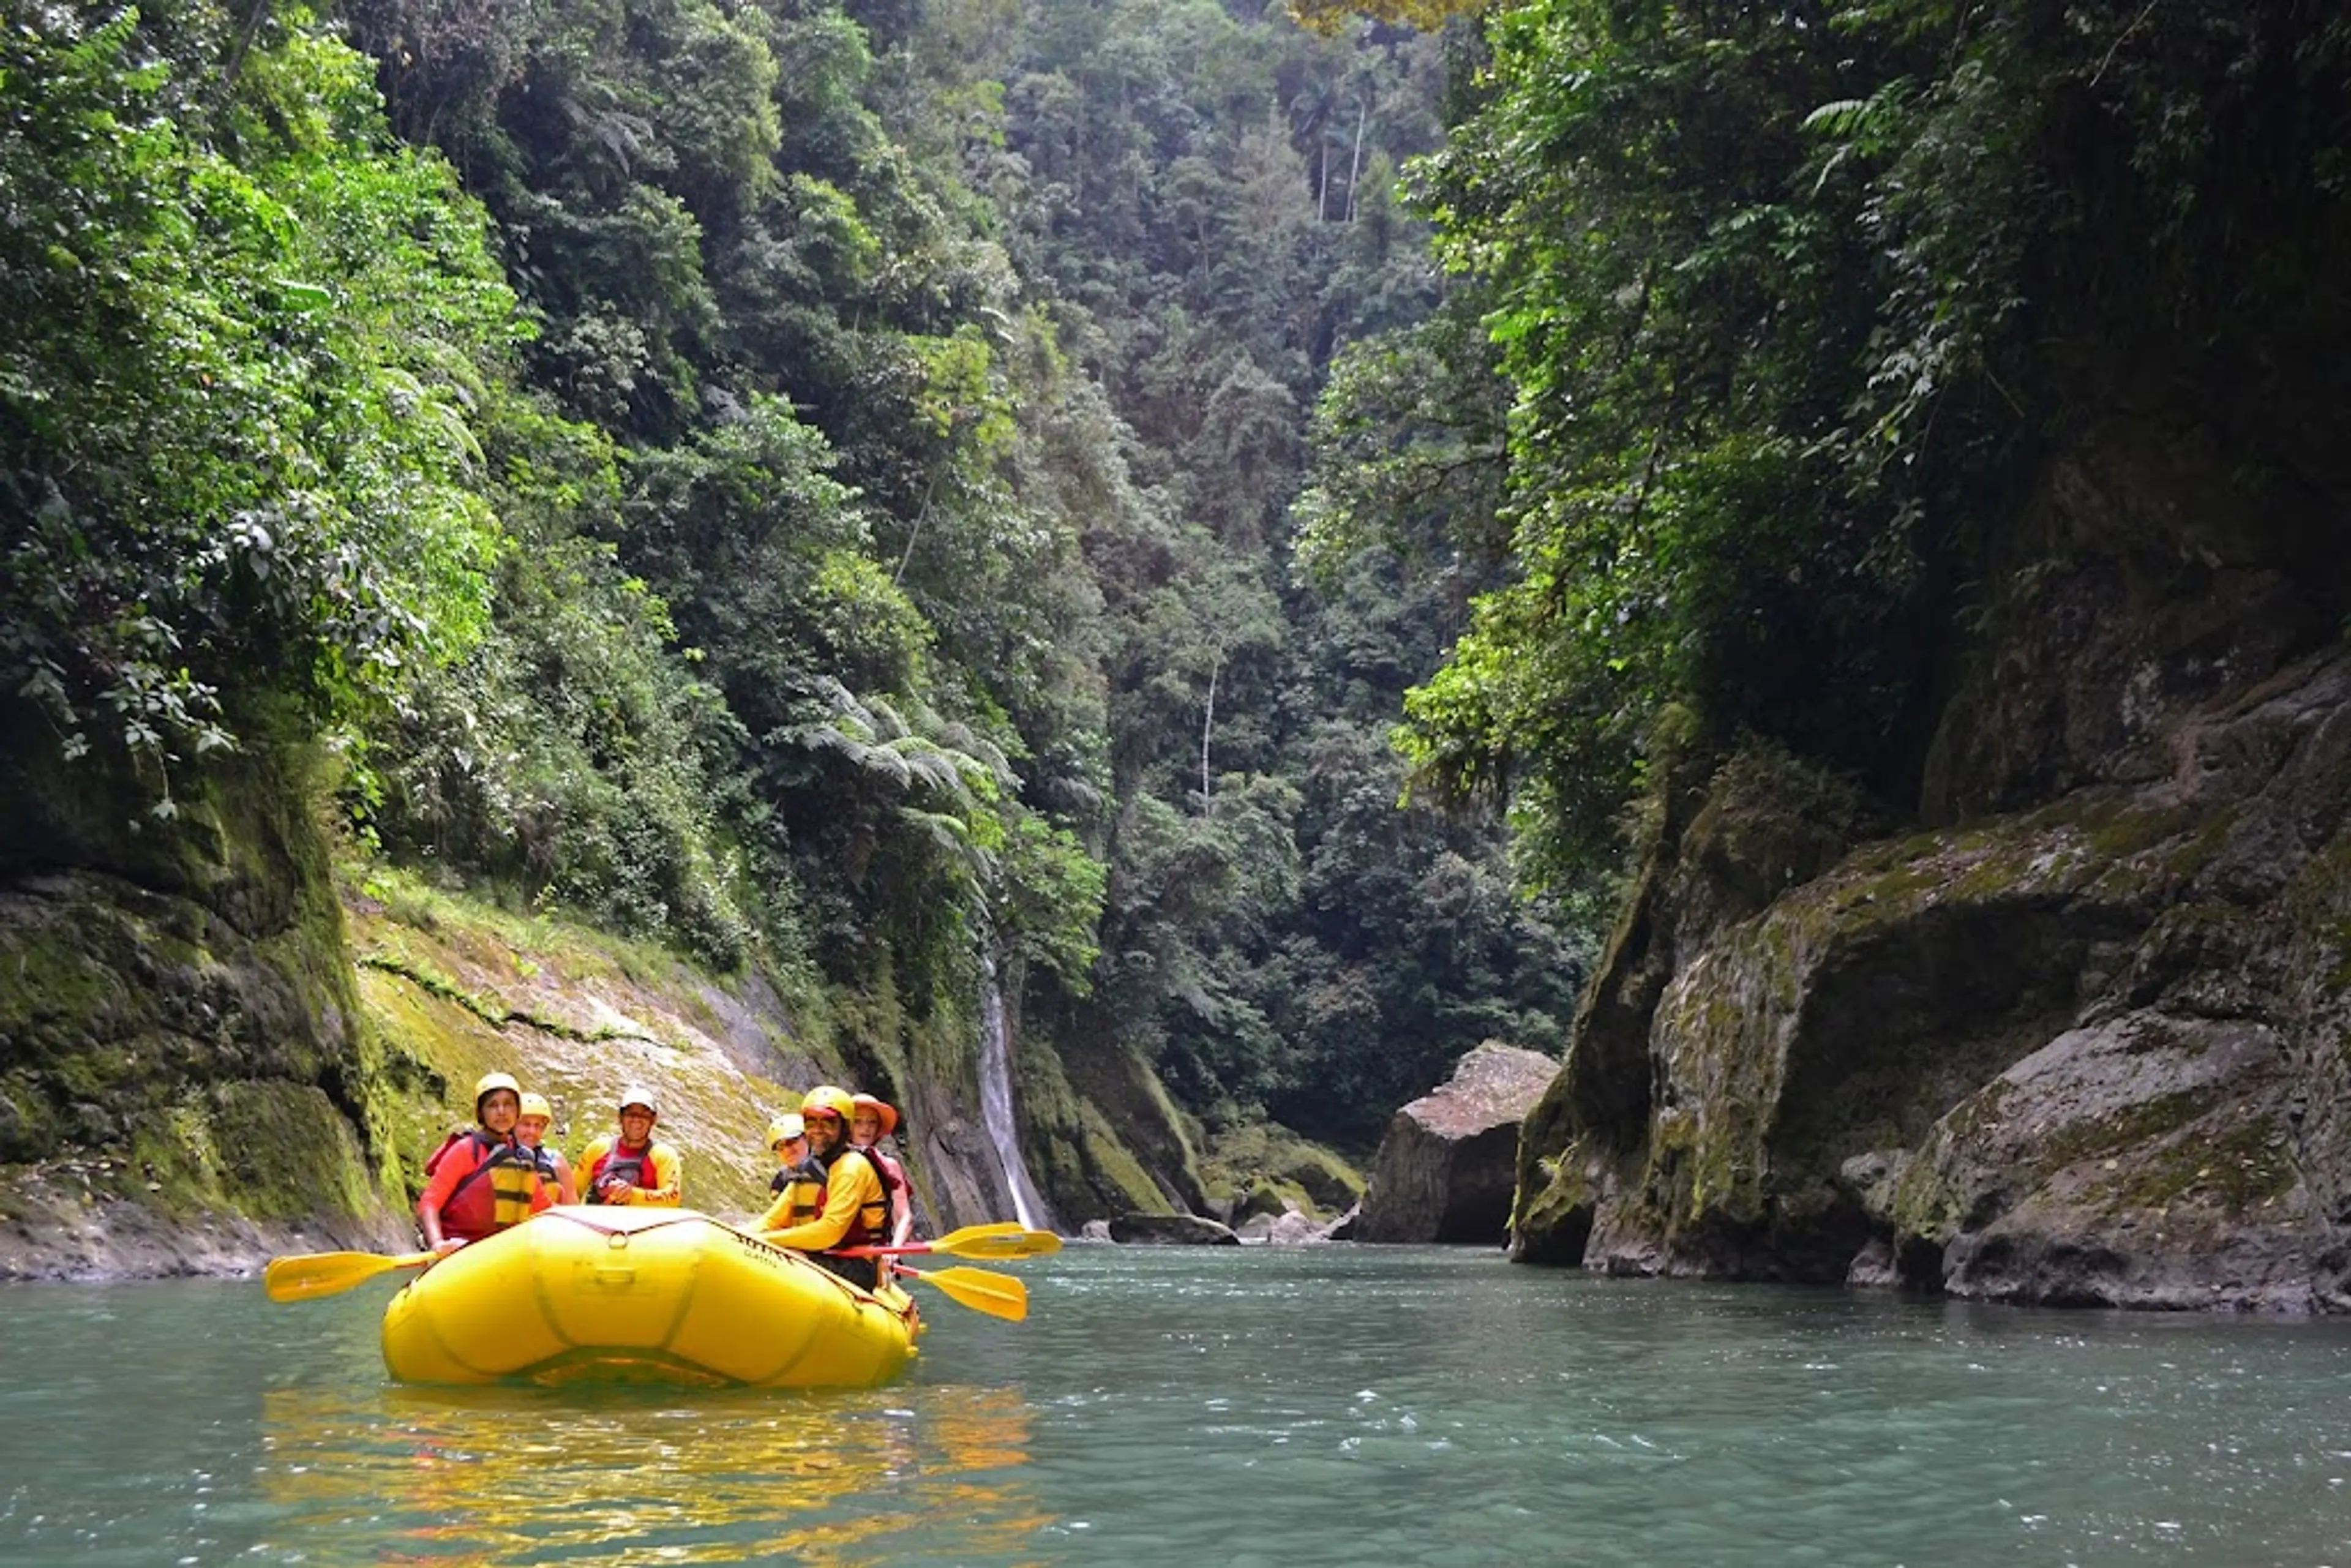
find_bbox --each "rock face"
[0,708,1086,1274]
[1356,1043,1559,1244]
[1514,411,2351,1310]
[0,721,410,1278]
[1018,1001,1209,1226]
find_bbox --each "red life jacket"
[435,1132,539,1242]
[422,1127,473,1176]
[584,1140,664,1203]
[858,1143,911,1236]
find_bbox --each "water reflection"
[9,1255,2351,1566]
[257,1382,1049,1565]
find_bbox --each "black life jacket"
[774,1145,889,1288]
[770,1157,824,1199]
[584,1139,663,1203]
[808,1144,884,1292]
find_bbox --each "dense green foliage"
[982,0,1589,1138]
[6,0,1594,1151]
[1360,0,2351,887]
[1,4,508,795]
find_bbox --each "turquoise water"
[2,1243,2349,1565]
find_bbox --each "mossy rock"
[1029,1010,1204,1220]
[1079,1098,1173,1217]
[0,716,413,1263]
[349,873,858,1219]
[1198,1121,1365,1221]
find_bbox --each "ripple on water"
[2,1253,2350,1565]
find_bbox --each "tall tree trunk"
[224,0,273,89]
[1201,657,1219,805]
[1347,99,1369,223]
[894,475,939,585]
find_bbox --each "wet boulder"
[1109,1211,1240,1245]
[1355,1043,1560,1244]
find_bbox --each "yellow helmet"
[518,1092,553,1121]
[799,1084,854,1124]
[767,1113,805,1148]
[472,1072,522,1114]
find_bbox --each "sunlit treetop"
[1286,0,1485,37]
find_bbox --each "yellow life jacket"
[487,1157,538,1228]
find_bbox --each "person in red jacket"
[850,1092,917,1247]
[417,1073,555,1253]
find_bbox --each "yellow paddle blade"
[899,1263,1028,1322]
[839,1221,1061,1262]
[263,1248,435,1303]
[938,1228,1063,1261]
[925,1221,1028,1252]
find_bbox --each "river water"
[2,1243,2348,1566]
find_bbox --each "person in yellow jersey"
[759,1085,889,1289]
[514,1092,576,1206]
[754,1112,822,1230]
[417,1073,556,1253]
[576,1085,683,1206]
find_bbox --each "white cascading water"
[978,959,1052,1231]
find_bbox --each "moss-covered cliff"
[1513,411,2351,1310]
[0,703,1199,1276]
[0,707,410,1277]
[353,884,1197,1234]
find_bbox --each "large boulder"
[1355,1043,1559,1244]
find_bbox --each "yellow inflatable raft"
[380,1205,922,1388]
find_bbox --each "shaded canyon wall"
[0,715,412,1276]
[1515,399,2351,1309]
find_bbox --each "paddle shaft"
[263,1247,438,1303]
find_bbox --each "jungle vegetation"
[1,0,1583,1151]
[9,0,2338,1152]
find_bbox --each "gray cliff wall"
[1515,408,2351,1310]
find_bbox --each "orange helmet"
[799,1084,854,1125]
[849,1092,899,1138]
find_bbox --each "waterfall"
[978,959,1052,1231]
